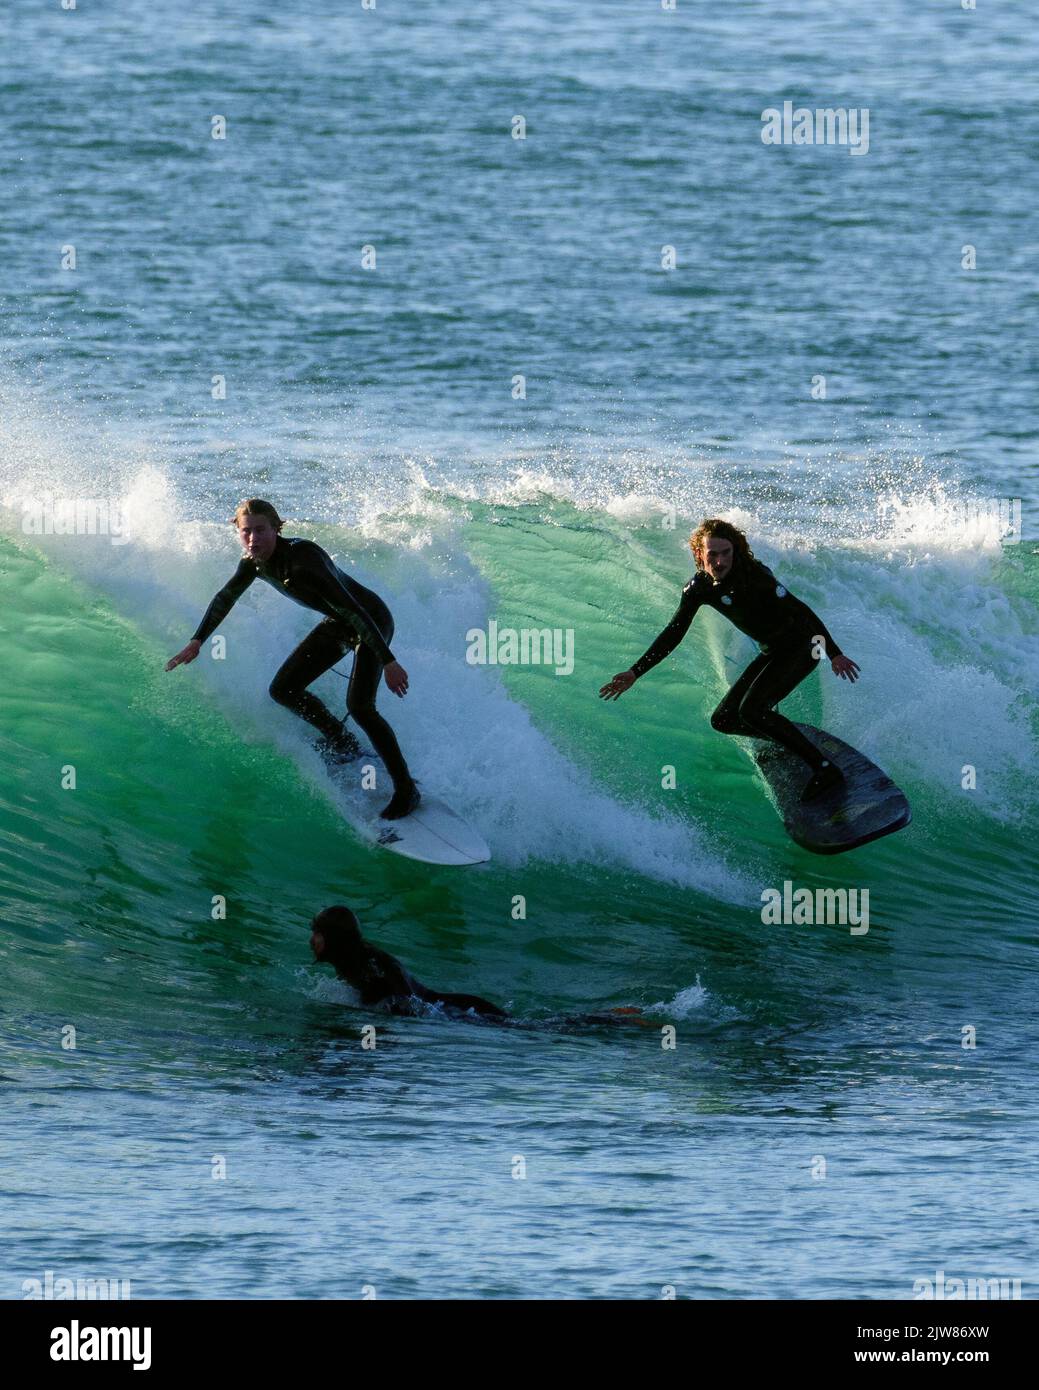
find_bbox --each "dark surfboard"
[752,722,911,855]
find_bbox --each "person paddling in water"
[166,498,420,820]
[599,519,859,801]
[309,907,648,1029]
[310,907,507,1019]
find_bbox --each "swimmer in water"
[309,907,508,1019]
[309,907,650,1030]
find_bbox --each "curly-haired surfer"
[600,519,859,801]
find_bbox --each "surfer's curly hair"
[689,519,755,571]
[232,498,284,532]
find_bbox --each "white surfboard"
[325,755,490,866]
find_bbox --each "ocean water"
[1,0,1036,1300]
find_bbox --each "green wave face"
[3,494,1037,1063]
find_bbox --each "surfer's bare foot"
[380,780,421,820]
[319,728,364,766]
[801,760,844,802]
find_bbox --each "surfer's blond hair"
[689,519,755,571]
[232,498,284,532]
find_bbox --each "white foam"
[0,504,752,900]
[2,382,1033,854]
[296,968,360,1007]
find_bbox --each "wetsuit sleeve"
[434,991,508,1019]
[755,563,844,659]
[383,995,424,1017]
[629,579,704,679]
[300,545,397,666]
[357,947,417,1006]
[791,598,843,659]
[772,577,843,658]
[191,559,257,644]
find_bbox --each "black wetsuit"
[319,928,652,1029]
[328,946,648,1029]
[330,941,508,1020]
[192,535,411,789]
[631,558,843,769]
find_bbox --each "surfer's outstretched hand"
[831,655,860,682]
[384,660,409,697]
[600,670,636,700]
[165,639,201,671]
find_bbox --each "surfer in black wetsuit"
[166,498,420,819]
[600,519,860,801]
[309,907,654,1030]
[310,907,508,1018]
